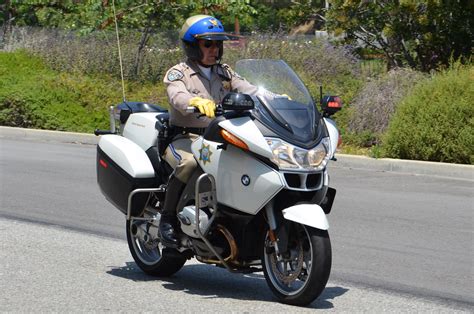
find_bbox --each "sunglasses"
[202,40,221,48]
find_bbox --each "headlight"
[266,137,330,171]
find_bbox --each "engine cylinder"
[178,205,210,238]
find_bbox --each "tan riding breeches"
[162,133,199,183]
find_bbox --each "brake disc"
[269,240,304,285]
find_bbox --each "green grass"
[0,51,168,133]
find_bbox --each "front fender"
[282,204,329,230]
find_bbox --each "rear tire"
[262,224,331,306]
[126,217,185,277]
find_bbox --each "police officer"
[159,15,258,247]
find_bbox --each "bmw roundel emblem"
[241,175,250,186]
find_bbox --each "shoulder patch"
[167,69,184,82]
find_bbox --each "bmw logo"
[241,175,250,186]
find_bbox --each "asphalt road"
[0,137,473,311]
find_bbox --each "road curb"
[1,126,473,180]
[0,126,98,145]
[332,154,473,180]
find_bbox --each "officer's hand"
[280,93,292,100]
[189,97,216,118]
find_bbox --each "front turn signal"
[220,129,249,151]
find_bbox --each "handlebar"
[186,105,224,117]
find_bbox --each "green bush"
[346,68,427,146]
[0,51,167,133]
[382,63,473,164]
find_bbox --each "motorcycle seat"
[117,101,167,114]
[117,102,167,124]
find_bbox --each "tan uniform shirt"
[163,60,258,128]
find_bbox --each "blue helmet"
[180,15,231,43]
[180,15,239,62]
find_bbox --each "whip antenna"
[112,0,126,102]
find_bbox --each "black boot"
[159,176,185,248]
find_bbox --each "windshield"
[235,59,318,144]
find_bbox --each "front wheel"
[126,209,186,277]
[262,223,331,306]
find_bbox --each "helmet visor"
[194,32,243,41]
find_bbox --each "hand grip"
[94,129,115,136]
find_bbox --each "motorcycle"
[95,59,341,306]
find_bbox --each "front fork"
[265,199,283,261]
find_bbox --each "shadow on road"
[107,261,349,309]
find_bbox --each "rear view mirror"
[321,96,342,117]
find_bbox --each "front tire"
[126,212,186,277]
[262,224,331,306]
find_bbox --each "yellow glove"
[189,97,216,118]
[281,93,292,100]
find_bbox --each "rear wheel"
[126,208,186,277]
[262,223,331,306]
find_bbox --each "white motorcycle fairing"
[191,137,285,215]
[218,116,273,159]
[323,117,339,160]
[282,204,329,230]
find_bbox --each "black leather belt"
[174,126,205,135]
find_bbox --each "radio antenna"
[319,85,323,105]
[112,0,127,103]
